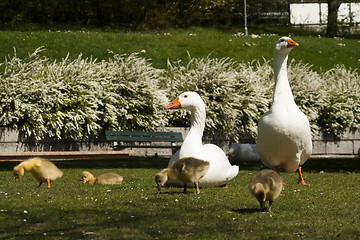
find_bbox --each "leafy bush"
[163,56,273,140]
[0,48,167,140]
[164,56,360,139]
[0,48,358,141]
[317,66,360,135]
[164,56,241,136]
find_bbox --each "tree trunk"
[326,0,342,37]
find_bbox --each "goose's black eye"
[184,95,188,98]
[280,39,286,42]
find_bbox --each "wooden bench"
[105,130,183,154]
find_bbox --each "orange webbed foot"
[297,180,307,185]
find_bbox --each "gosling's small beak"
[15,177,19,182]
[165,97,180,109]
[157,184,162,192]
[287,38,299,48]
[82,179,86,184]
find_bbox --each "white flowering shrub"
[164,56,239,135]
[289,61,360,136]
[317,66,360,135]
[0,48,167,140]
[0,49,358,140]
[231,60,273,138]
[164,56,359,139]
[163,56,273,140]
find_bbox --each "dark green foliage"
[0,1,296,30]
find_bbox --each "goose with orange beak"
[165,91,238,187]
[256,37,312,185]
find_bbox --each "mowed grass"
[0,27,359,72]
[0,157,359,239]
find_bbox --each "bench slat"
[105,130,183,153]
[108,131,180,137]
[107,136,182,142]
[105,131,183,143]
[112,145,179,149]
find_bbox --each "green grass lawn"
[0,27,359,72]
[0,157,359,239]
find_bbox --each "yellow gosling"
[155,157,210,194]
[249,169,283,212]
[81,171,123,184]
[13,157,63,188]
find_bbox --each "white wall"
[290,2,360,25]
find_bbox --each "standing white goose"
[256,37,312,185]
[166,92,239,187]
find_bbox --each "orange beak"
[15,177,19,182]
[82,178,86,184]
[165,97,181,109]
[287,38,299,48]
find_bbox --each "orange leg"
[47,178,51,188]
[275,165,281,175]
[297,165,307,185]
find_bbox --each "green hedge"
[0,48,358,141]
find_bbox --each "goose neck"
[273,52,294,103]
[189,107,206,137]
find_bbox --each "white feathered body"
[256,37,312,173]
[167,92,238,187]
[257,101,312,172]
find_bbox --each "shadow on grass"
[154,190,185,195]
[236,157,360,173]
[301,157,360,173]
[1,208,171,239]
[231,208,261,214]
[1,156,359,172]
[0,156,171,171]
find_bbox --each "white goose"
[256,37,312,185]
[165,91,239,187]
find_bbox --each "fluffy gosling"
[155,157,210,194]
[81,171,123,185]
[249,169,283,212]
[13,157,63,188]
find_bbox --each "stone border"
[0,127,358,158]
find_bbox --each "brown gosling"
[13,157,63,188]
[155,157,210,194]
[249,169,283,212]
[81,171,123,185]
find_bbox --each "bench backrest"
[105,131,183,143]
